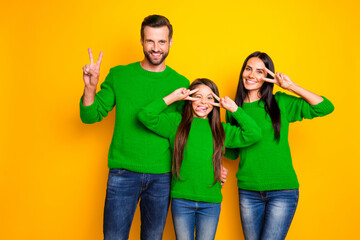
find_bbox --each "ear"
[140,38,144,46]
[169,38,173,47]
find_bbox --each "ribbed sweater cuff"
[312,96,334,114]
[79,96,98,113]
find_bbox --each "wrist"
[163,95,175,105]
[287,82,299,93]
[230,106,238,113]
[84,85,97,94]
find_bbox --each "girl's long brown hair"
[173,78,225,184]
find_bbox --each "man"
[80,15,189,240]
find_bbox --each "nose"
[153,43,159,52]
[248,71,254,78]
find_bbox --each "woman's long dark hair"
[173,78,225,184]
[234,51,281,141]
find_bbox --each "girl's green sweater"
[225,92,334,191]
[138,98,262,203]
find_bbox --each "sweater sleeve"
[80,69,116,124]
[137,98,179,139]
[276,92,335,123]
[223,107,262,152]
[223,110,240,160]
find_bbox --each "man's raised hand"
[83,48,103,89]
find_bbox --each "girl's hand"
[210,92,238,113]
[262,68,295,91]
[163,88,198,105]
[220,165,229,186]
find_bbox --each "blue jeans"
[238,189,299,240]
[171,198,221,240]
[103,169,171,240]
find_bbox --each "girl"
[225,52,334,240]
[138,78,262,240]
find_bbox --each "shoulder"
[166,66,190,87]
[274,91,298,103]
[109,62,138,74]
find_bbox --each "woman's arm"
[262,68,323,105]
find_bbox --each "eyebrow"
[246,65,264,71]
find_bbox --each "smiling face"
[242,57,267,93]
[191,84,215,119]
[141,26,172,68]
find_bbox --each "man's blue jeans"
[238,189,299,240]
[171,198,221,240]
[103,169,171,240]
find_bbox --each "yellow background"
[1,0,359,239]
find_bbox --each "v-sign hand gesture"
[261,68,294,90]
[210,92,238,113]
[163,88,199,106]
[83,48,103,89]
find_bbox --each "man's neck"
[140,59,166,72]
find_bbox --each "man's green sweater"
[137,98,262,203]
[80,62,189,173]
[225,92,334,191]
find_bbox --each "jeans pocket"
[281,189,299,192]
[109,168,127,176]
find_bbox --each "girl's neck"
[244,90,261,103]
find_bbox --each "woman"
[138,78,262,240]
[225,52,334,240]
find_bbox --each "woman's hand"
[163,88,198,105]
[262,67,324,105]
[210,92,238,113]
[261,68,295,91]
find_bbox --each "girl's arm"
[137,88,197,138]
[210,94,262,149]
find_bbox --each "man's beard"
[143,50,169,66]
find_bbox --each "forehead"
[246,57,265,68]
[143,26,169,40]
[194,84,213,95]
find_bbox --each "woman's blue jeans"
[103,169,171,240]
[171,198,221,240]
[238,189,299,240]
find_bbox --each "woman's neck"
[244,90,261,103]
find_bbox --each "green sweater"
[225,92,334,191]
[137,98,262,203]
[80,62,189,173]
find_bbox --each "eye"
[159,40,166,44]
[257,70,263,74]
[245,67,251,71]
[207,97,214,100]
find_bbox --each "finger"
[265,67,275,77]
[97,51,103,65]
[261,77,276,83]
[185,96,198,101]
[209,102,221,107]
[88,68,97,77]
[211,91,220,101]
[189,88,199,95]
[88,48,94,64]
[85,64,90,72]
[83,66,89,75]
[221,182,225,186]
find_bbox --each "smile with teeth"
[195,106,209,113]
[245,78,258,85]
[151,52,162,58]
